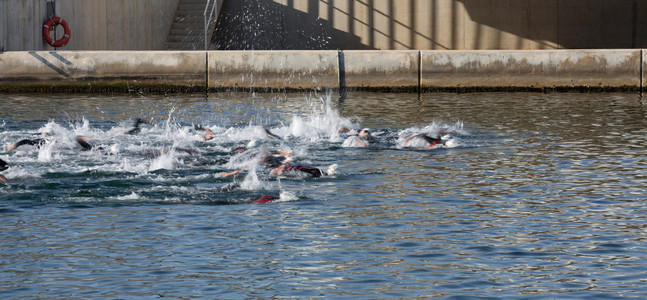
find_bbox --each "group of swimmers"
[0,118,455,203]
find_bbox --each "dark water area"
[1,91,647,299]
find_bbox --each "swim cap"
[252,195,276,204]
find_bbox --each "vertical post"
[205,51,209,96]
[338,50,346,101]
[46,0,56,48]
[420,50,424,95]
[641,49,644,96]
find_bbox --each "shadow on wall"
[210,0,373,50]
[459,0,644,49]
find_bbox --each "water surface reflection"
[1,92,646,298]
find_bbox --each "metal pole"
[204,0,211,50]
[202,0,211,51]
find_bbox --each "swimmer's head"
[359,128,370,139]
[282,156,295,165]
[232,147,247,153]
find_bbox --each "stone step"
[167,0,217,50]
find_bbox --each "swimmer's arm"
[275,150,294,157]
[220,170,240,178]
[270,164,286,176]
[0,174,7,184]
[175,147,199,156]
[76,136,93,151]
[6,139,42,150]
[263,126,281,139]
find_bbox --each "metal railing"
[204,0,219,50]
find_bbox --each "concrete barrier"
[0,51,205,92]
[342,50,419,91]
[422,50,641,91]
[208,50,338,91]
[0,50,644,93]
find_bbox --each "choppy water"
[1,91,647,299]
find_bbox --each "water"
[1,91,647,299]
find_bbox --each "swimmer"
[122,118,149,135]
[6,138,46,150]
[342,128,372,148]
[194,125,215,140]
[270,158,327,178]
[209,171,277,203]
[0,158,8,183]
[262,126,281,140]
[76,135,100,151]
[220,149,294,177]
[405,134,444,149]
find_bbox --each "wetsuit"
[76,136,107,152]
[263,126,281,140]
[124,118,148,135]
[261,155,287,168]
[282,163,324,178]
[0,159,8,183]
[76,137,93,151]
[8,138,46,150]
[407,134,443,149]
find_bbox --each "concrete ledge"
[208,50,338,91]
[0,50,644,93]
[422,50,641,91]
[0,51,205,92]
[342,50,419,91]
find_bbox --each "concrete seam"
[418,50,422,95]
[205,51,209,92]
[338,50,346,98]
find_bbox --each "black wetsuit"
[76,138,93,151]
[261,155,287,168]
[0,158,8,172]
[283,163,324,178]
[0,159,9,183]
[124,118,147,135]
[11,139,46,149]
[263,126,281,140]
[412,134,443,148]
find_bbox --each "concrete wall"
[0,0,179,51]
[2,0,645,51]
[0,50,643,93]
[212,0,647,50]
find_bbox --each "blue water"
[1,91,647,299]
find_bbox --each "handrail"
[203,0,218,50]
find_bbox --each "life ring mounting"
[42,16,71,48]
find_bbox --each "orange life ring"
[42,16,71,48]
